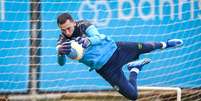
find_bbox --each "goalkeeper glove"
[57,41,71,55]
[75,37,91,48]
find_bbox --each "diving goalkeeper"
[56,13,183,100]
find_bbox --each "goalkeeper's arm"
[57,54,66,66]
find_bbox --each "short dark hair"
[57,13,74,25]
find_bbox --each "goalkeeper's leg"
[117,39,183,55]
[97,59,151,100]
[96,59,151,100]
[97,68,139,100]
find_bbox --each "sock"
[129,71,138,85]
[130,68,140,74]
[155,42,164,49]
[160,42,167,49]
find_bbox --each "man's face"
[59,19,75,37]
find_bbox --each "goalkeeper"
[56,13,183,100]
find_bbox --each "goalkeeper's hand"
[57,41,71,55]
[75,37,91,48]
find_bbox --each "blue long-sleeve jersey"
[57,20,117,70]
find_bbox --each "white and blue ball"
[67,40,84,60]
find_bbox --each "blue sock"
[129,72,137,87]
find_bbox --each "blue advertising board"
[0,0,29,93]
[1,0,200,94]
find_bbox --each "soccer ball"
[67,40,84,60]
